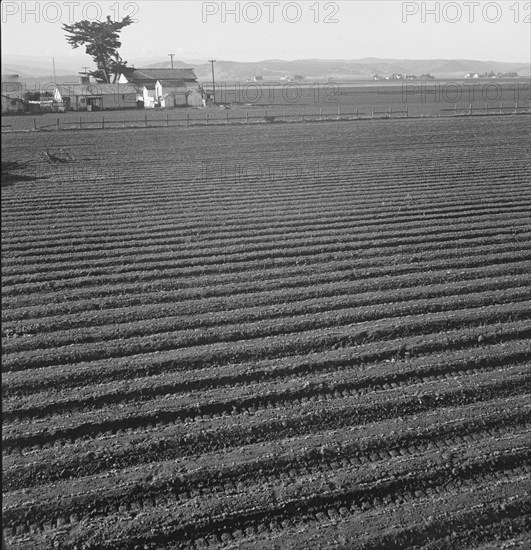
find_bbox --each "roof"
[1,93,25,102]
[158,79,187,88]
[123,68,197,83]
[55,83,140,97]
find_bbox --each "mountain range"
[2,55,529,85]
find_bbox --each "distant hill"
[144,58,530,81]
[2,55,529,84]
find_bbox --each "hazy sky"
[1,0,530,64]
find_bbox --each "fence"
[440,102,529,116]
[2,103,530,133]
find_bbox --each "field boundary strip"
[2,105,530,133]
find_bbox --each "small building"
[465,72,479,79]
[54,82,138,111]
[140,82,159,108]
[1,81,25,113]
[1,92,25,114]
[159,85,203,108]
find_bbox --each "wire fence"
[2,102,530,132]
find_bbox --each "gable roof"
[123,68,197,84]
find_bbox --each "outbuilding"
[54,83,138,111]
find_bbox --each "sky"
[1,0,530,65]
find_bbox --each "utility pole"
[208,59,216,104]
[168,53,175,69]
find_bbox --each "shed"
[1,93,25,114]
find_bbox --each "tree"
[62,16,134,83]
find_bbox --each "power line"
[208,59,216,104]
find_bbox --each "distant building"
[465,72,479,79]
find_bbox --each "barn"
[120,68,203,108]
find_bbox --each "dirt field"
[2,116,530,549]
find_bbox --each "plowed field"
[2,116,530,549]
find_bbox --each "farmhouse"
[119,68,203,108]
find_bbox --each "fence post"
[226,111,229,124]
[57,118,60,130]
[356,106,359,118]
[485,103,488,115]
[319,107,323,120]
[34,118,37,130]
[145,114,148,127]
[454,104,457,116]
[187,112,189,125]
[388,106,391,118]
[499,101,503,114]
[468,103,472,116]
[206,112,209,124]
[371,107,374,119]
[102,116,105,129]
[80,117,82,129]
[514,102,517,115]
[123,113,126,128]
[166,112,169,126]
[405,106,408,118]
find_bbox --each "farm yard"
[2,115,531,549]
[2,80,529,132]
